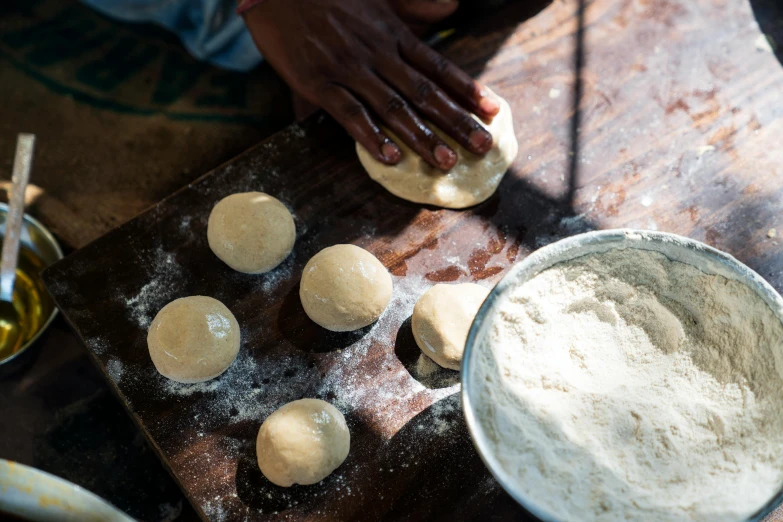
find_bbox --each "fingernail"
[434,144,457,169]
[479,93,500,115]
[469,129,493,153]
[382,142,401,163]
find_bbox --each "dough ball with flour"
[208,192,295,273]
[300,244,392,332]
[256,399,350,487]
[147,296,240,383]
[356,92,518,209]
[412,283,489,370]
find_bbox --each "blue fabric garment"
[81,0,263,71]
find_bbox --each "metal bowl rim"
[461,228,783,522]
[0,202,63,366]
[0,459,135,521]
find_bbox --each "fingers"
[319,85,402,165]
[399,35,500,119]
[347,73,457,171]
[377,60,493,155]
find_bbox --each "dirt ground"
[0,0,293,249]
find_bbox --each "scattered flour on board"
[316,273,463,439]
[258,253,296,295]
[106,358,124,382]
[124,248,183,329]
[88,336,109,355]
[415,392,460,436]
[125,280,162,328]
[442,254,470,275]
[116,236,488,517]
[346,273,428,360]
[161,349,317,427]
[201,499,227,522]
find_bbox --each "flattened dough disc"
[356,94,518,209]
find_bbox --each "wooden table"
[42,0,783,520]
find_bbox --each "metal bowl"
[462,229,783,522]
[0,202,63,368]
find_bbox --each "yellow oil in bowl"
[0,246,54,361]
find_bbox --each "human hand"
[242,0,501,171]
[390,0,460,25]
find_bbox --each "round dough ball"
[355,92,518,209]
[412,283,489,370]
[207,192,295,274]
[300,244,392,332]
[147,296,240,383]
[256,399,350,487]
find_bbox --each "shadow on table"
[750,0,783,67]
[235,443,319,515]
[235,393,531,521]
[376,394,534,522]
[393,316,461,389]
[277,283,374,354]
[0,317,197,522]
[35,389,196,522]
[449,0,591,253]
[443,0,554,72]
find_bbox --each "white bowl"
[461,229,783,522]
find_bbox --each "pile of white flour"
[475,248,783,521]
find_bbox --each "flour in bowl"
[474,248,783,521]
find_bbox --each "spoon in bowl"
[0,134,35,359]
